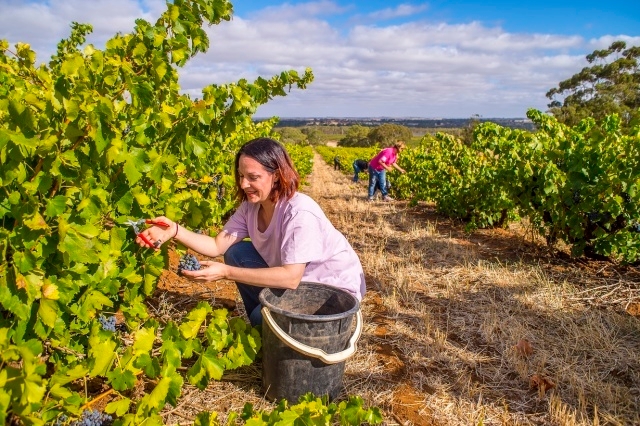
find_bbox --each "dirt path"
[303,153,447,425]
[156,151,640,426]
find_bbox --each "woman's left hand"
[180,260,228,281]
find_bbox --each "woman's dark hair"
[234,137,300,202]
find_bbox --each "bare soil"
[151,152,640,425]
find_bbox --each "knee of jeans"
[223,243,243,267]
[224,242,268,269]
[223,249,235,266]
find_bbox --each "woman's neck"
[261,199,276,214]
[258,199,276,232]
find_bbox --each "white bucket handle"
[261,307,363,365]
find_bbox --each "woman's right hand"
[135,216,178,250]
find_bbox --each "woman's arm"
[136,216,240,258]
[392,162,406,174]
[182,261,306,289]
[174,225,240,258]
[380,161,394,172]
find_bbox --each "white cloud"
[587,35,640,50]
[0,0,164,61]
[252,0,349,21]
[1,0,636,117]
[366,4,429,21]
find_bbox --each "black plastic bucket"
[259,282,362,402]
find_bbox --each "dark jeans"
[368,166,388,198]
[223,241,268,326]
[353,161,363,182]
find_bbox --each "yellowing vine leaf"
[23,212,48,230]
[41,281,59,300]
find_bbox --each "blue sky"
[235,1,639,38]
[1,0,639,118]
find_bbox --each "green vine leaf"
[179,302,212,339]
[88,334,116,377]
[107,367,136,391]
[105,397,131,417]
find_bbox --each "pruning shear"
[125,219,171,248]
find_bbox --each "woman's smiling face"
[237,154,277,204]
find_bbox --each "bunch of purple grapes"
[70,409,113,426]
[98,315,116,332]
[216,184,225,201]
[178,254,201,273]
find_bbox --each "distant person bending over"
[368,141,406,201]
[333,155,343,171]
[136,138,366,326]
[352,159,369,183]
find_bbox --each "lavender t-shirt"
[222,193,366,300]
[369,147,397,171]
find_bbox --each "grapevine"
[282,143,315,184]
[240,393,383,425]
[316,145,379,178]
[326,111,640,261]
[191,393,383,425]
[0,0,315,423]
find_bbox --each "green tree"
[273,127,307,144]
[339,124,371,147]
[301,127,323,145]
[546,40,640,130]
[367,123,413,147]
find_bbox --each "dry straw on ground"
[155,152,640,426]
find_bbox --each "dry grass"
[158,152,640,425]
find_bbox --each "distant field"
[284,126,464,147]
[318,133,342,143]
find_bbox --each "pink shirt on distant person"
[369,147,397,171]
[222,192,366,300]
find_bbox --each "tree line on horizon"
[273,40,640,148]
